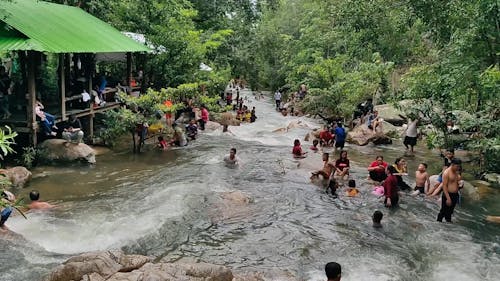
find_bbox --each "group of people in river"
[155,84,258,150]
[292,115,464,224]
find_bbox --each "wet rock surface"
[38,139,96,164]
[0,166,32,187]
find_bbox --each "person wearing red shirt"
[383,166,399,207]
[199,104,209,130]
[292,139,307,158]
[319,126,334,146]
[367,155,388,182]
[334,150,350,179]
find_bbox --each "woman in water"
[367,155,388,182]
[334,150,350,179]
[392,157,411,190]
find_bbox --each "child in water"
[346,179,359,197]
[327,179,339,198]
[292,139,307,158]
[310,139,319,152]
[157,136,168,150]
[412,163,430,196]
[372,210,383,228]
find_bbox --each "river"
[1,89,499,280]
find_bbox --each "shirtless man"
[311,153,335,181]
[412,163,430,195]
[28,190,54,210]
[437,158,462,222]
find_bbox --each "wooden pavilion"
[0,0,150,145]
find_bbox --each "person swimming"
[372,210,383,228]
[224,148,240,166]
[28,190,55,210]
[346,179,359,197]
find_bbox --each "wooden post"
[126,52,132,88]
[87,54,94,139]
[59,53,66,121]
[27,51,37,145]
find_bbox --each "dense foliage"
[240,0,499,173]
[44,0,499,172]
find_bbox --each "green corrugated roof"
[0,0,151,53]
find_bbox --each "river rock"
[484,173,500,185]
[346,124,392,146]
[38,139,96,164]
[106,262,233,281]
[43,250,124,281]
[219,112,241,126]
[304,129,320,142]
[0,166,32,187]
[205,121,222,131]
[374,103,406,126]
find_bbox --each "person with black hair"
[437,158,462,222]
[28,190,54,210]
[383,166,399,208]
[373,210,383,228]
[0,190,15,230]
[224,148,240,166]
[325,262,341,281]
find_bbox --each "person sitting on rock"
[28,190,54,210]
[62,115,84,144]
[0,190,15,231]
[367,110,382,133]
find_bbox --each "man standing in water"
[403,118,418,155]
[325,262,341,281]
[437,158,462,222]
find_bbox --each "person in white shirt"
[274,90,281,109]
[403,118,418,154]
[224,148,240,166]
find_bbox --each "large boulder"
[43,251,125,281]
[38,139,96,164]
[205,121,222,131]
[0,166,32,187]
[45,252,233,281]
[374,103,406,126]
[346,124,393,146]
[304,129,321,142]
[217,112,241,127]
[483,173,500,185]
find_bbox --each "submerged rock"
[0,166,32,187]
[38,139,96,164]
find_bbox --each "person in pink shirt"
[199,104,209,130]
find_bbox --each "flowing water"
[1,89,499,281]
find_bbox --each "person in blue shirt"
[334,122,346,150]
